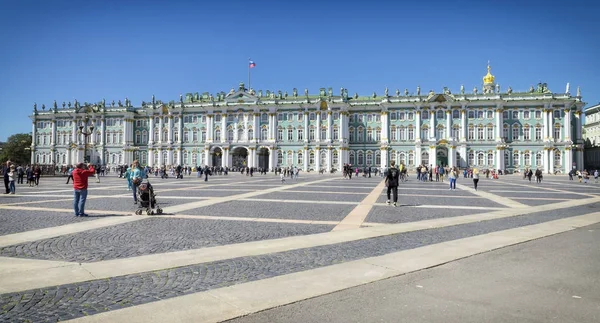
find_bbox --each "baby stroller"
[134,179,163,215]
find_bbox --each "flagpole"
[248,58,251,91]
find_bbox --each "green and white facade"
[29,66,586,173]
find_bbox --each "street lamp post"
[78,117,95,163]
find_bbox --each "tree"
[0,133,32,166]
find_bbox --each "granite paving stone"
[366,206,489,224]
[185,200,355,221]
[0,210,98,235]
[375,195,506,208]
[257,192,367,202]
[0,217,334,263]
[0,202,596,323]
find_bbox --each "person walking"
[472,168,480,191]
[16,165,24,184]
[8,165,16,194]
[535,168,543,184]
[124,164,133,190]
[129,160,146,204]
[72,163,95,217]
[65,166,74,184]
[595,170,599,184]
[449,167,457,190]
[2,160,11,194]
[385,160,400,207]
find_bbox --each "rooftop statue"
[320,88,326,97]
[395,89,400,97]
[74,99,79,108]
[344,88,348,98]
[353,93,358,99]
[270,91,276,99]
[528,85,535,93]
[473,86,478,94]
[340,87,344,97]
[304,88,309,97]
[258,90,263,98]
[53,100,58,110]
[404,88,409,96]
[284,91,288,98]
[496,84,500,93]
[293,88,298,97]
[384,87,389,97]
[507,86,513,94]
[577,86,581,97]
[194,92,200,101]
[111,100,115,107]
[238,82,245,91]
[417,86,421,96]
[428,89,434,96]
[209,94,214,101]
[152,95,155,104]
[102,98,106,107]
[180,94,183,103]
[68,102,72,108]
[460,84,465,94]
[250,88,256,95]
[33,102,37,111]
[229,88,235,96]
[328,88,333,97]
[42,104,46,110]
[62,102,66,108]
[372,91,377,98]
[278,90,283,99]
[118,100,123,107]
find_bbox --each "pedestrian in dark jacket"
[385,161,400,207]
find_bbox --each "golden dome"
[483,63,495,84]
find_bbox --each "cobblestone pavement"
[0,173,599,322]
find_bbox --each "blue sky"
[1,0,598,141]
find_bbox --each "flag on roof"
[249,60,256,68]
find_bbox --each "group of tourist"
[1,161,44,194]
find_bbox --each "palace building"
[29,65,585,173]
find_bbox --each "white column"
[158,117,164,143]
[51,120,56,145]
[72,118,78,144]
[445,110,451,140]
[575,111,582,142]
[167,116,173,143]
[233,118,239,141]
[272,148,278,169]
[495,107,503,141]
[326,111,332,141]
[380,148,388,168]
[339,112,347,143]
[564,148,572,173]
[316,112,321,141]
[253,113,259,142]
[178,117,183,144]
[564,109,571,140]
[543,148,549,173]
[543,106,548,141]
[31,122,37,164]
[205,149,211,166]
[315,148,321,171]
[380,111,388,143]
[148,117,154,144]
[459,145,467,168]
[222,148,229,168]
[268,113,275,141]
[303,148,309,172]
[429,107,435,140]
[415,110,421,141]
[148,150,154,167]
[549,109,554,140]
[448,146,455,168]
[206,115,214,142]
[496,149,504,171]
[429,145,436,167]
[461,108,467,141]
[304,112,309,142]
[415,146,422,166]
[326,148,332,170]
[549,149,555,174]
[222,113,228,142]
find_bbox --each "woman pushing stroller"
[128,160,146,205]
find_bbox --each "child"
[280,172,285,183]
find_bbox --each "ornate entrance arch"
[257,147,270,170]
[212,147,223,167]
[436,146,448,166]
[231,146,248,168]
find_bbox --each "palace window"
[535,110,542,119]
[261,113,268,122]
[524,152,531,165]
[477,153,484,165]
[215,130,221,141]
[375,114,381,122]
[367,129,373,142]
[408,112,414,120]
[277,128,283,141]
[468,111,475,119]
[357,151,364,165]
[523,111,530,119]
[390,112,397,120]
[486,126,493,140]
[261,128,268,141]
[358,128,364,142]
[248,128,253,141]
[398,152,405,165]
[468,152,475,166]
[437,110,444,119]
[309,151,315,165]
[503,125,509,139]
[554,150,561,167]
[142,131,148,144]
[238,128,244,141]
[191,152,198,166]
[375,152,381,166]
[400,127,406,141]
[215,115,222,122]
[135,132,141,144]
[452,126,460,139]
[408,152,414,166]
[422,111,429,119]
[477,111,484,119]
[287,151,293,166]
[162,130,167,142]
[349,128,355,142]
[536,152,542,167]
[523,126,530,140]
[408,127,414,140]
[487,111,493,119]
[298,152,303,165]
[366,152,373,166]
[487,153,494,166]
[421,152,429,166]
[174,129,179,142]
[298,129,304,141]
[309,127,315,140]
[277,151,283,164]
[228,129,234,141]
[513,152,519,166]
[202,115,206,123]
[154,130,159,142]
[421,127,428,140]
[391,126,397,141]
[453,110,460,119]
[390,151,396,163]
[512,111,519,119]
[554,110,561,118]
[333,127,339,140]
[503,111,509,119]
[358,114,364,123]
[554,126,560,140]
[367,114,373,122]
[399,112,406,120]
[298,113,304,122]
[321,127,327,140]
[477,127,484,140]
[512,126,519,141]
[287,128,293,141]
[310,113,316,121]
[535,126,542,141]
[437,126,445,139]
[321,112,327,120]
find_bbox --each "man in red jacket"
[72,163,95,217]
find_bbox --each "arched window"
[524,152,531,165]
[349,151,355,165]
[261,127,268,141]
[287,151,294,166]
[142,130,148,144]
[504,151,509,166]
[554,150,561,167]
[320,150,327,167]
[309,151,315,165]
[215,129,221,141]
[468,152,475,166]
[477,153,484,165]
[332,150,339,165]
[277,150,283,164]
[436,110,444,119]
[228,129,234,141]
[297,152,303,165]
[357,151,364,165]
[357,127,364,142]
[513,151,519,166]
[536,152,543,166]
[183,151,189,165]
[408,152,414,166]
[375,152,381,166]
[487,153,494,166]
[162,151,168,165]
[238,128,244,141]
[437,126,445,139]
[421,152,429,166]
[333,126,339,140]
[366,151,373,165]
